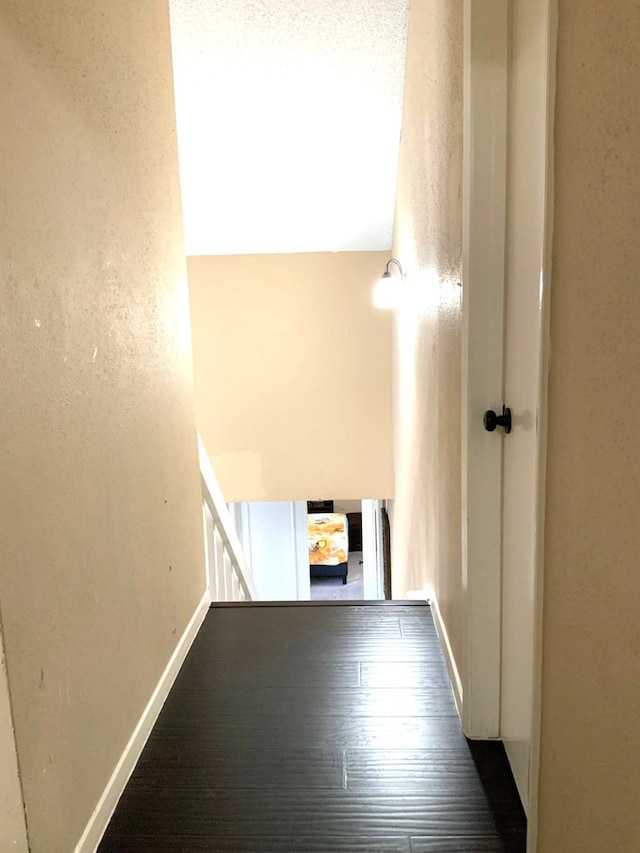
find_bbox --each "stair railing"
[198,435,257,602]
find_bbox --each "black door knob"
[483,405,512,434]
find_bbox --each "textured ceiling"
[169,0,409,256]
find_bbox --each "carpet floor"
[310,551,364,601]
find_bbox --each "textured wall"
[0,3,206,850]
[188,253,394,502]
[169,0,409,255]
[390,0,464,667]
[537,2,640,850]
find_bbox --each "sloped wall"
[188,252,394,503]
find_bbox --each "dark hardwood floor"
[99,603,526,852]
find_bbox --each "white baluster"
[223,551,233,602]
[202,502,215,599]
[232,572,240,602]
[213,528,225,602]
[198,434,258,601]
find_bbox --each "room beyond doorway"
[227,498,389,602]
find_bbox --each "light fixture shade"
[373,271,399,309]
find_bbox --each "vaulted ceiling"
[169,0,409,256]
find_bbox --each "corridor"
[99,603,526,851]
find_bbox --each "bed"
[308,512,349,584]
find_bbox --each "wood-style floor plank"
[99,836,412,852]
[175,658,361,689]
[410,840,522,852]
[102,787,524,837]
[345,748,515,793]
[99,603,526,852]
[361,660,452,688]
[150,712,467,749]
[258,687,458,717]
[133,746,345,791]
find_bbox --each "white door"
[462,0,554,821]
[500,0,554,810]
[461,0,507,741]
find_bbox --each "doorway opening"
[308,499,363,601]
[227,498,390,603]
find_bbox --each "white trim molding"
[428,592,464,721]
[527,0,558,845]
[73,591,211,853]
[362,499,384,601]
[292,501,311,601]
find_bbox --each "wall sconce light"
[373,258,404,309]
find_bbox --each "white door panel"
[461,0,508,739]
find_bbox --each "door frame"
[361,499,385,600]
[0,614,29,852]
[461,0,557,835]
[523,3,558,844]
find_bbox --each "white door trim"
[527,0,558,846]
[292,501,311,601]
[461,0,509,739]
[0,616,29,853]
[362,499,384,600]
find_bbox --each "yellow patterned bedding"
[308,513,349,566]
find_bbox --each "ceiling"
[169,0,409,256]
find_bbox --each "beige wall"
[188,253,394,502]
[537,2,640,850]
[390,0,464,667]
[0,3,206,851]
[389,1,640,847]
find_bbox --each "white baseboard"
[74,591,211,853]
[426,591,464,721]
